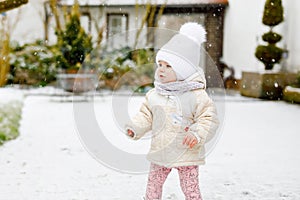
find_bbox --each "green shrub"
[8,40,57,86]
[0,101,23,145]
[98,47,155,80]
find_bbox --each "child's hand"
[127,129,134,138]
[182,133,198,148]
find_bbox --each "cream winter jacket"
[126,73,219,168]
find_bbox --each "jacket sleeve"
[125,91,153,140]
[189,90,219,146]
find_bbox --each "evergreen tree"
[55,1,93,70]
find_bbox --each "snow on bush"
[0,100,23,145]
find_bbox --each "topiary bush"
[255,0,284,70]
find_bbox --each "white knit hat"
[156,22,207,80]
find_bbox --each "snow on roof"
[58,0,228,6]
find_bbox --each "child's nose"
[160,65,167,71]
[158,66,165,72]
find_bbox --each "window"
[106,13,128,48]
[80,12,92,34]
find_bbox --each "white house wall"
[43,5,147,48]
[3,0,46,45]
[2,0,300,78]
[223,0,298,78]
[285,0,300,73]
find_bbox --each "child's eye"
[166,65,172,68]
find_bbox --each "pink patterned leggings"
[145,163,202,200]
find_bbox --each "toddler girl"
[126,22,219,200]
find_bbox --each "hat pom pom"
[179,22,206,45]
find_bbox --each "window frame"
[106,13,129,39]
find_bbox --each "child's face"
[156,60,177,83]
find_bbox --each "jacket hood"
[185,69,206,88]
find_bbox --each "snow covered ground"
[0,87,300,200]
